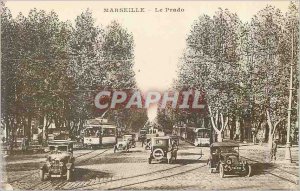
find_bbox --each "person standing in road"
[271,139,278,161]
[141,136,146,147]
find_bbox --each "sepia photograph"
[0,0,299,190]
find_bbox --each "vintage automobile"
[114,134,136,152]
[207,142,251,178]
[40,140,75,181]
[148,136,178,164]
[169,135,180,146]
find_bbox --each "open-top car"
[114,134,136,152]
[40,140,75,181]
[169,135,180,146]
[148,136,178,164]
[123,134,136,148]
[207,142,251,178]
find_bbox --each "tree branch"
[208,105,220,133]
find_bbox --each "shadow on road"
[74,168,112,181]
[175,158,207,165]
[6,162,40,172]
[250,162,274,176]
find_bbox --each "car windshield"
[196,129,210,138]
[153,139,168,147]
[212,146,237,153]
[49,145,68,153]
[123,135,132,139]
[220,146,237,153]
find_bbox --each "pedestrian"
[22,137,26,153]
[38,132,42,145]
[271,139,278,161]
[141,136,145,147]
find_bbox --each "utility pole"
[285,27,294,163]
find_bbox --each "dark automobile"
[114,134,136,152]
[148,136,178,164]
[138,128,147,141]
[40,140,75,181]
[207,142,251,178]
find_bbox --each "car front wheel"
[208,160,213,173]
[40,169,45,181]
[219,164,225,178]
[67,169,72,181]
[246,164,252,177]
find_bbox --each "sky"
[5,0,292,120]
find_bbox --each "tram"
[83,118,117,148]
[186,127,210,147]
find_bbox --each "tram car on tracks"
[83,118,117,148]
[186,127,210,147]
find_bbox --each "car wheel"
[148,158,152,164]
[246,164,252,177]
[219,164,225,178]
[66,169,72,181]
[40,169,45,181]
[208,160,213,173]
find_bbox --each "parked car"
[114,134,136,152]
[207,142,251,178]
[144,134,157,150]
[148,136,178,164]
[40,140,75,181]
[169,135,180,146]
[123,134,136,148]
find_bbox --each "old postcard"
[0,0,299,190]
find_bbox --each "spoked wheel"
[40,169,45,181]
[219,164,225,178]
[208,160,213,173]
[66,169,72,181]
[246,164,252,177]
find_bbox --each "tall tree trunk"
[235,117,241,141]
[208,106,228,142]
[266,110,285,158]
[27,115,32,140]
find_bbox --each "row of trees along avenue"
[167,3,299,156]
[1,7,148,144]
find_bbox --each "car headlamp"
[226,159,232,165]
[46,161,51,167]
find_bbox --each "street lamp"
[285,27,294,163]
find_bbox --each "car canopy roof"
[48,140,74,145]
[152,136,170,140]
[211,142,239,147]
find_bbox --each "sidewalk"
[238,142,299,165]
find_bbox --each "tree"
[246,5,298,152]
[177,9,243,142]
